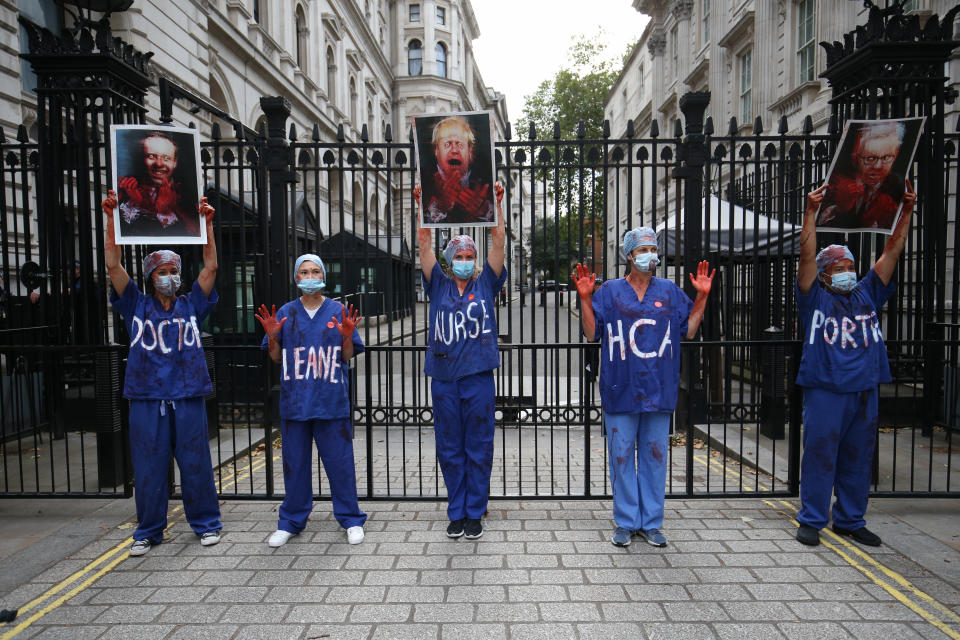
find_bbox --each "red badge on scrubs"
[327,321,335,328]
[654,301,663,308]
[468,294,475,300]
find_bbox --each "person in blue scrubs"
[101,190,221,557]
[573,227,714,547]
[255,254,367,547]
[794,181,916,547]
[414,181,506,540]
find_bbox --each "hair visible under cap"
[442,235,478,267]
[621,227,658,262]
[142,250,182,279]
[294,253,325,279]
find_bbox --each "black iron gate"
[2,4,958,499]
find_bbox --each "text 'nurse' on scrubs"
[414,181,506,541]
[572,228,715,548]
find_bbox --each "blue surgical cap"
[294,253,325,279]
[815,244,854,273]
[621,227,658,261]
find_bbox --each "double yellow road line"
[694,452,960,639]
[1,437,281,639]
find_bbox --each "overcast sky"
[470,1,650,123]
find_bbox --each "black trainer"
[464,518,483,539]
[796,524,820,546]
[832,525,882,547]
[446,518,465,538]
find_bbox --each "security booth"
[320,231,414,321]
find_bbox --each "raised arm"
[572,263,597,341]
[686,260,716,340]
[873,179,915,286]
[797,185,827,295]
[414,184,437,283]
[254,304,285,364]
[333,303,362,361]
[195,197,218,297]
[101,190,130,297]
[487,182,506,277]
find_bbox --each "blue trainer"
[612,526,632,547]
[636,528,668,547]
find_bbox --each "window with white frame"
[702,0,710,46]
[797,0,816,84]
[436,6,446,25]
[638,63,644,98]
[436,42,447,77]
[739,49,752,125]
[671,25,678,79]
[409,3,420,21]
[326,47,336,102]
[408,39,422,75]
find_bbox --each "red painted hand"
[571,263,596,298]
[254,303,286,340]
[689,260,716,296]
[333,303,362,338]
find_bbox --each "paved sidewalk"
[1,496,959,640]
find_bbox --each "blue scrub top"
[423,261,506,382]
[795,269,895,392]
[109,279,217,400]
[592,277,693,414]
[261,297,365,421]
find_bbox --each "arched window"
[435,42,447,78]
[295,6,307,69]
[350,77,358,126]
[408,39,422,76]
[367,101,374,138]
[326,46,336,103]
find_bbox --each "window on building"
[253,0,260,22]
[408,39,423,75]
[326,46,336,102]
[671,25,678,79]
[18,0,63,96]
[739,49,752,125]
[797,0,815,84]
[367,101,374,137]
[409,3,420,21]
[350,77,358,125]
[436,42,447,77]
[295,5,307,69]
[638,63,644,97]
[437,6,446,25]
[702,0,710,46]
[902,0,918,10]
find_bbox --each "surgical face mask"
[154,274,180,296]
[633,252,659,273]
[451,260,475,279]
[297,278,325,294]
[829,271,857,293]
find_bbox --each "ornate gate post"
[819,3,960,436]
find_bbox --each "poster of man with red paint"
[412,111,496,228]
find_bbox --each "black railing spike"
[673,119,682,138]
[312,123,321,141]
[753,116,763,135]
[827,113,838,135]
[626,119,635,138]
[704,116,714,136]
[188,121,196,129]
[408,125,414,143]
[802,115,814,135]
[361,123,369,142]
[211,122,221,141]
[577,120,586,139]
[289,123,297,141]
[528,121,536,141]
[602,119,610,138]
[0,127,5,144]
[956,115,960,132]
[505,122,512,141]
[258,120,266,138]
[650,119,659,138]
[778,115,788,135]
[728,117,738,137]
[385,123,393,142]
[553,121,561,140]
[337,123,345,142]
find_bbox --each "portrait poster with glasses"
[110,124,206,245]
[816,117,925,234]
[412,111,497,229]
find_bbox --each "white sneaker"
[200,531,221,546]
[267,529,295,548]
[129,539,152,556]
[346,526,364,545]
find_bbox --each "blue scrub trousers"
[432,371,496,521]
[278,417,367,533]
[604,411,672,531]
[798,387,878,531]
[129,398,221,543]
